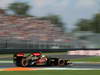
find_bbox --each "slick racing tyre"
[58,59,65,66]
[21,57,29,67]
[47,58,58,66]
[13,55,23,67]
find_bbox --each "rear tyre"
[21,57,29,67]
[13,56,23,67]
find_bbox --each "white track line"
[41,68,100,70]
[0,68,100,71]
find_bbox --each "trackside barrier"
[0,48,100,54]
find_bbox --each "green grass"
[0,54,13,58]
[0,70,100,75]
[71,56,100,62]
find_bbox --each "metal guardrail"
[0,39,72,49]
[0,38,100,54]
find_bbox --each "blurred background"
[0,0,100,49]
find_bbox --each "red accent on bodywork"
[17,53,24,56]
[38,58,47,63]
[36,58,48,65]
[31,53,41,56]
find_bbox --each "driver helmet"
[41,55,45,58]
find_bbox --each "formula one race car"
[13,52,72,67]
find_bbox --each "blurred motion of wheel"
[47,58,58,66]
[58,59,65,66]
[13,55,23,67]
[21,57,29,67]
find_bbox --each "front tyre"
[47,58,58,66]
[58,59,65,66]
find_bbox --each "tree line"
[75,13,100,33]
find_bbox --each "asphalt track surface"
[0,54,100,70]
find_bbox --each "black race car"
[13,52,72,67]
